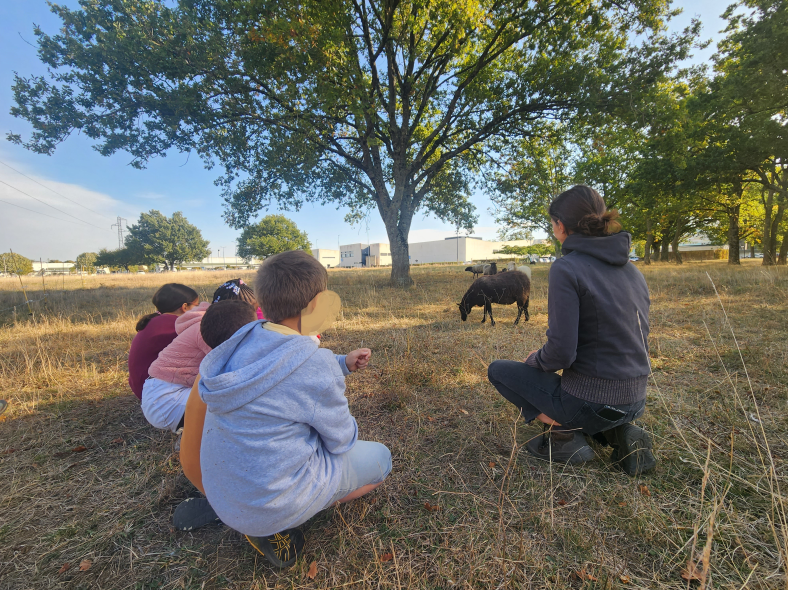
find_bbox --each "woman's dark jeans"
[487,360,645,435]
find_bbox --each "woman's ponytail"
[135,283,199,332]
[548,185,621,237]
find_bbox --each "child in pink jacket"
[141,279,259,432]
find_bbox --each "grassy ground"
[0,261,786,589]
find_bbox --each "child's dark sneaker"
[173,497,221,531]
[604,423,657,476]
[525,427,594,464]
[246,529,305,568]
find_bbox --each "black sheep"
[458,270,530,326]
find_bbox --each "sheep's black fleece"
[526,231,650,406]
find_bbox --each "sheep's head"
[458,301,469,321]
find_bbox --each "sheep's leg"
[524,297,530,321]
[487,301,495,326]
[481,303,487,323]
[514,303,522,325]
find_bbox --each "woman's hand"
[524,349,539,363]
[345,348,372,372]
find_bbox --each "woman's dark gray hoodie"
[526,232,650,405]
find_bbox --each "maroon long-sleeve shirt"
[128,313,178,400]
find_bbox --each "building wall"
[339,243,364,267]
[313,249,340,268]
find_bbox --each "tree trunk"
[644,218,653,265]
[671,217,684,264]
[382,214,414,287]
[765,200,785,265]
[779,228,788,265]
[671,233,682,264]
[651,239,660,262]
[727,204,741,265]
[660,236,670,262]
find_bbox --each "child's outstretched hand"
[345,348,371,372]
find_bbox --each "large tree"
[237,214,311,260]
[75,251,98,273]
[125,210,210,270]
[0,252,33,276]
[9,0,691,286]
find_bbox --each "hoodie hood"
[561,232,632,266]
[175,301,210,335]
[198,320,319,414]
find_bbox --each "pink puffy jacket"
[148,302,212,387]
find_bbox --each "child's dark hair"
[200,300,258,349]
[255,251,327,323]
[136,283,199,332]
[212,279,257,307]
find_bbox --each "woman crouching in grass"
[487,185,657,475]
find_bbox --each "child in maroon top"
[128,283,199,400]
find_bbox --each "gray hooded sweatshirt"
[198,320,356,536]
[526,231,650,405]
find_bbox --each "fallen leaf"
[111,438,124,444]
[488,461,496,468]
[424,502,441,512]
[2,448,16,455]
[575,569,597,581]
[306,561,318,579]
[427,416,434,422]
[619,574,631,584]
[557,499,567,506]
[380,553,394,562]
[72,445,88,453]
[680,560,704,582]
[79,559,92,571]
[58,563,71,574]
[638,484,651,497]
[459,408,469,415]
[618,501,627,507]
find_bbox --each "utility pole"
[111,216,127,250]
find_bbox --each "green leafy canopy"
[9,0,692,284]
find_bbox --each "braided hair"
[212,278,258,307]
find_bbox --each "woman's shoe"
[526,427,594,464]
[246,528,305,568]
[604,423,657,476]
[172,497,221,531]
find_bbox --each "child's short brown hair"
[254,250,327,323]
[200,300,258,349]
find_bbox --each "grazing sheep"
[465,263,485,279]
[516,265,532,280]
[458,270,530,326]
[507,262,516,271]
[483,262,498,275]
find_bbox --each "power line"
[0,179,111,231]
[0,159,113,221]
[0,197,90,226]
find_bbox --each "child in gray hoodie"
[197,250,392,568]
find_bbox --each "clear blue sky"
[0,1,729,261]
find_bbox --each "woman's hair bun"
[576,210,621,236]
[548,185,621,237]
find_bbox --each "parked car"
[629,255,640,261]
[136,270,145,274]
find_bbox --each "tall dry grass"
[0,261,786,589]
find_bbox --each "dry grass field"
[0,261,786,590]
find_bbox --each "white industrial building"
[331,236,534,268]
[313,249,341,268]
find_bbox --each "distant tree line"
[489,0,788,265]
